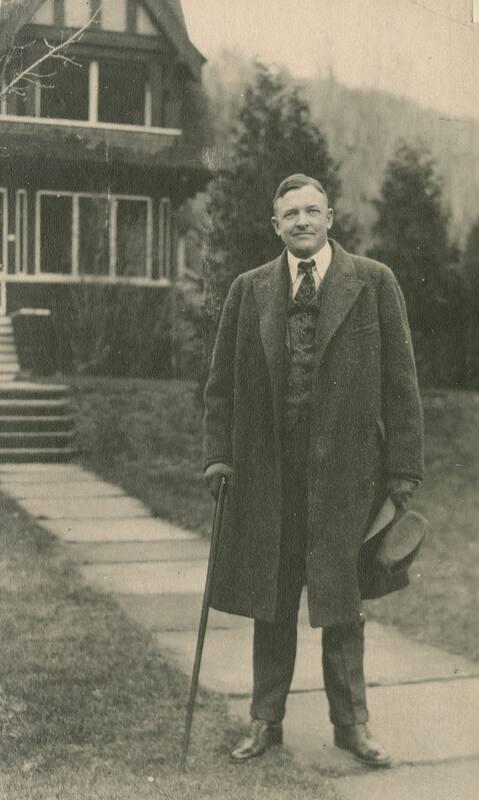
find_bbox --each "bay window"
[37,191,154,279]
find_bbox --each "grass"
[69,376,479,663]
[0,492,335,799]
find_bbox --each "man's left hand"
[387,477,418,513]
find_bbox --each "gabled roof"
[0,0,205,79]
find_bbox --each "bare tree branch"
[0,8,99,99]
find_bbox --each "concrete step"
[0,344,17,354]
[0,373,17,381]
[0,354,18,363]
[0,415,75,433]
[0,447,77,463]
[0,431,75,448]
[0,399,72,416]
[0,383,69,401]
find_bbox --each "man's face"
[272,184,334,258]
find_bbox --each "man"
[203,174,424,767]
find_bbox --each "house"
[0,0,208,374]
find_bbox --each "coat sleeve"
[378,267,425,482]
[203,276,243,470]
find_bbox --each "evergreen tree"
[463,218,479,387]
[368,142,463,385]
[368,141,451,333]
[202,62,356,370]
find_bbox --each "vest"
[283,292,320,431]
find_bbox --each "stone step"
[0,373,17,381]
[0,354,18,363]
[0,447,77,463]
[0,399,73,416]
[22,494,149,521]
[0,345,17,354]
[0,415,75,433]
[0,431,75,448]
[0,383,69,401]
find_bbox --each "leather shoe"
[230,719,283,761]
[334,723,391,767]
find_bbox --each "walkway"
[1,462,478,799]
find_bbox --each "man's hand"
[204,462,233,499]
[387,478,418,514]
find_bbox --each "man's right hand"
[204,462,233,499]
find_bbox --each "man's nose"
[296,210,309,227]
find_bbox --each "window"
[98,61,146,126]
[37,191,153,279]
[41,59,89,121]
[159,198,172,278]
[16,191,28,274]
[116,199,150,277]
[0,190,7,275]
[78,196,110,275]
[39,194,73,274]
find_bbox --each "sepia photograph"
[0,1,477,798]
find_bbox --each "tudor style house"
[0,0,207,332]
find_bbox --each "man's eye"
[308,209,321,215]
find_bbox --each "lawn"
[0,492,334,799]
[69,376,479,663]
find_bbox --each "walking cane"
[180,476,227,771]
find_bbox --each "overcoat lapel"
[253,252,289,429]
[314,241,365,366]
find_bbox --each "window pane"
[40,195,72,274]
[98,61,145,125]
[41,59,89,120]
[79,196,110,275]
[33,0,55,25]
[64,0,96,28]
[116,200,148,277]
[102,0,127,31]
[16,191,27,274]
[159,198,172,278]
[0,193,5,271]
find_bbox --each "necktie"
[295,260,317,306]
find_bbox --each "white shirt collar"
[287,240,332,289]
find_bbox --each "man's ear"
[272,216,280,236]
[327,209,334,230]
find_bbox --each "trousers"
[250,415,369,726]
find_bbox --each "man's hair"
[273,174,329,211]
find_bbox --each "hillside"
[203,53,479,250]
[306,75,479,250]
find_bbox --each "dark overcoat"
[203,241,424,628]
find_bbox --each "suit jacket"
[203,240,424,627]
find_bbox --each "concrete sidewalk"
[1,461,478,799]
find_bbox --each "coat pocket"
[351,322,380,335]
